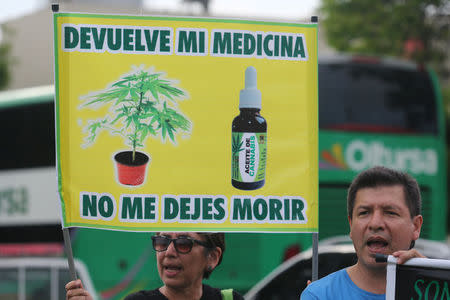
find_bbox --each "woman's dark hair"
[347,166,422,220]
[199,232,225,279]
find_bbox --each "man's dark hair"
[347,166,422,220]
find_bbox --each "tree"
[320,0,450,77]
[0,25,13,90]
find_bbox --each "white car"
[0,257,97,300]
[244,236,450,300]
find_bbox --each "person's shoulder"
[202,284,244,300]
[231,289,245,300]
[124,288,167,300]
[201,284,222,300]
[309,268,348,287]
[301,268,349,299]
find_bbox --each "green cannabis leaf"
[80,66,191,162]
[232,133,244,155]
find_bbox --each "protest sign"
[386,256,450,299]
[54,13,318,232]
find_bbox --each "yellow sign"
[54,13,318,232]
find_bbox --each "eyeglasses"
[151,235,212,254]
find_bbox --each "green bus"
[0,54,446,299]
[317,55,447,243]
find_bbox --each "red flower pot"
[114,151,149,186]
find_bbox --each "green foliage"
[0,25,13,90]
[81,67,191,162]
[320,0,450,76]
[443,86,450,118]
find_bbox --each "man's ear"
[412,215,423,241]
[348,215,353,239]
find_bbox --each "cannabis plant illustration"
[80,66,191,186]
[231,133,244,178]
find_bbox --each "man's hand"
[392,249,425,265]
[65,279,93,300]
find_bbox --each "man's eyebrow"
[355,204,402,210]
[382,205,401,210]
[355,205,371,210]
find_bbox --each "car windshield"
[319,62,438,135]
[250,252,357,300]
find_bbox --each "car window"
[0,268,18,300]
[58,269,72,300]
[25,268,51,299]
[251,252,357,300]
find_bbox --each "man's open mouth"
[366,237,388,251]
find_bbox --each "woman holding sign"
[66,232,244,300]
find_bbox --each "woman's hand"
[65,279,93,300]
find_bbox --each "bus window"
[0,87,60,244]
[0,102,55,170]
[0,225,63,243]
[319,62,438,135]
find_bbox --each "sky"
[0,0,321,23]
[0,0,320,42]
[0,0,47,23]
[145,0,321,20]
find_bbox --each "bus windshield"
[319,62,438,135]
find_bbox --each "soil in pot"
[114,151,150,186]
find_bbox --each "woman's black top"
[124,284,244,300]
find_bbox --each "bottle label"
[232,132,267,183]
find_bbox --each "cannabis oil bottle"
[231,66,267,190]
